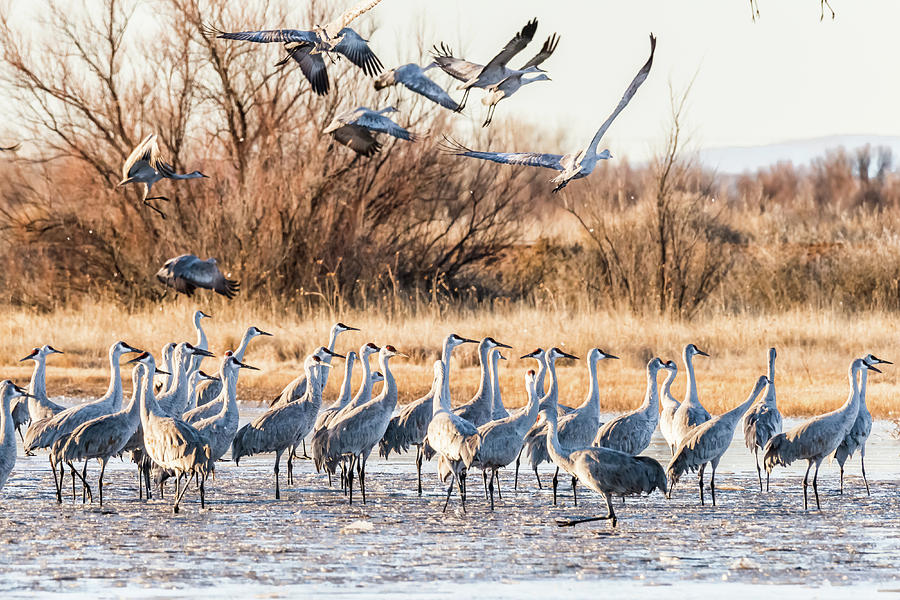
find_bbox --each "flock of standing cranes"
[0,313,885,527]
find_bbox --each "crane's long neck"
[535,355,548,397]
[518,381,541,433]
[858,366,869,409]
[378,354,397,407]
[433,366,450,416]
[162,350,175,393]
[194,314,207,349]
[127,366,145,424]
[321,328,342,388]
[29,355,48,402]
[234,331,253,361]
[0,389,13,447]
[581,356,600,414]
[684,352,700,406]
[842,363,861,417]
[218,365,239,418]
[640,366,660,417]
[106,348,124,409]
[140,362,161,424]
[724,382,766,430]
[490,352,503,415]
[474,344,492,404]
[168,349,191,414]
[336,354,356,408]
[544,411,574,473]
[185,372,202,412]
[354,352,374,404]
[661,369,679,409]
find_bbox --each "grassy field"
[2,299,899,419]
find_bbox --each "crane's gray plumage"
[543,377,666,528]
[321,345,404,504]
[480,33,558,126]
[658,360,680,455]
[324,107,419,157]
[157,343,215,418]
[470,368,541,509]
[118,133,207,218]
[672,343,712,447]
[232,354,330,499]
[374,63,461,111]
[154,342,177,394]
[453,337,512,428]
[133,351,214,513]
[833,353,890,495]
[440,34,655,192]
[193,355,258,466]
[594,358,665,455]
[489,348,509,420]
[157,255,239,299]
[1,381,31,493]
[60,364,149,505]
[203,0,385,95]
[764,358,878,510]
[189,310,212,378]
[668,376,768,506]
[427,359,481,512]
[742,348,783,491]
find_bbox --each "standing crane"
[668,376,768,506]
[742,348,783,491]
[14,345,66,442]
[672,343,712,446]
[594,357,666,454]
[1,381,32,494]
[764,358,879,510]
[454,337,513,428]
[658,360,680,455]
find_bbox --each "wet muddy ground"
[1,411,898,598]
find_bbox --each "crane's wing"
[439,136,564,171]
[332,28,383,76]
[353,112,416,141]
[279,42,329,95]
[156,254,196,296]
[331,124,382,156]
[482,18,539,73]
[586,33,656,158]
[398,68,461,111]
[431,43,483,82]
[122,133,160,180]
[0,143,21,152]
[519,33,560,70]
[201,24,316,44]
[183,258,239,299]
[322,0,384,39]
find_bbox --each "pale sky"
[367,0,900,161]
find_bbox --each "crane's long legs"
[555,492,618,528]
[754,447,763,492]
[66,461,93,504]
[710,463,717,507]
[358,455,367,505]
[415,445,424,496]
[286,452,293,486]
[200,477,206,509]
[802,460,812,510]
[347,456,355,505]
[861,450,870,496]
[572,476,578,507]
[98,460,107,506]
[442,474,455,513]
[457,470,467,513]
[274,450,282,500]
[50,457,62,503]
[301,440,310,460]
[533,465,542,490]
[81,462,89,503]
[839,462,845,495]
[173,474,192,514]
[514,449,522,490]
[495,471,502,500]
[482,470,489,500]
[552,467,559,505]
[698,463,706,506]
[812,460,821,510]
[488,471,495,511]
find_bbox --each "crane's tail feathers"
[762,433,790,473]
[437,135,472,156]
[421,438,436,461]
[199,23,225,39]
[460,433,481,468]
[430,42,455,60]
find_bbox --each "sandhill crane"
[742,348,783,491]
[668,376,768,506]
[480,34,558,126]
[324,107,419,158]
[432,19,540,110]
[525,347,619,504]
[185,369,220,412]
[131,352,214,513]
[204,0,385,96]
[118,133,207,218]
[157,343,215,417]
[190,310,212,375]
[25,341,141,502]
[454,337,512,428]
[157,255,239,299]
[61,364,151,505]
[378,333,477,495]
[658,360,680,455]
[440,34,656,193]
[322,345,404,504]
[471,369,541,510]
[765,358,879,510]
[183,353,233,420]
[672,343,712,446]
[542,379,667,528]
[374,63,461,111]
[594,357,666,454]
[490,349,509,420]
[834,353,890,495]
[314,351,358,434]
[427,360,480,512]
[1,381,31,493]
[269,322,359,408]
[232,353,331,499]
[193,355,259,468]
[194,326,271,407]
[14,345,66,441]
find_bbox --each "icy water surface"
[1,409,898,598]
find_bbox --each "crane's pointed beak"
[866,364,882,374]
[696,348,710,357]
[236,360,260,371]
[257,329,273,337]
[19,350,38,362]
[559,351,579,360]
[197,370,218,381]
[127,352,151,364]
[604,353,620,360]
[155,368,171,376]
[193,348,216,358]
[323,349,345,359]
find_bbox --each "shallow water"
[1,408,898,598]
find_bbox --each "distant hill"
[698,135,900,174]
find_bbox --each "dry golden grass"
[2,299,899,419]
